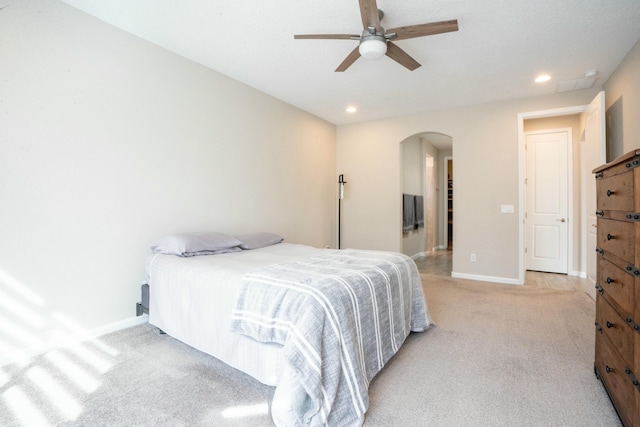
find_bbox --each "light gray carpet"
[366,275,621,426]
[0,275,622,426]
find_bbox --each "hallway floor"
[414,250,588,291]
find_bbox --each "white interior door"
[585,91,606,299]
[526,130,569,273]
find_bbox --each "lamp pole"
[338,174,346,249]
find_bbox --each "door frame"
[443,156,453,250]
[517,105,589,284]
[524,127,572,274]
[584,91,607,299]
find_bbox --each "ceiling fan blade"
[385,42,421,71]
[294,34,358,40]
[358,0,380,30]
[388,19,459,41]
[335,46,361,72]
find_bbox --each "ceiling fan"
[294,0,458,72]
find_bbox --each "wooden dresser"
[593,149,640,427]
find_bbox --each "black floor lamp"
[338,174,346,249]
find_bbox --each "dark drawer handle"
[607,190,615,197]
[607,234,615,240]
[606,277,615,284]
[596,210,604,217]
[596,247,604,255]
[624,366,640,388]
[606,365,614,373]
[595,284,604,295]
[606,321,615,328]
[595,321,603,333]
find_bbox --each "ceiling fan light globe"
[359,39,387,59]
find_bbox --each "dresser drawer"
[595,330,636,427]
[596,295,634,365]
[593,150,640,427]
[598,258,635,316]
[598,218,635,264]
[597,171,634,212]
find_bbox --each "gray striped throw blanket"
[230,249,432,426]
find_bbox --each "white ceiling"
[61,0,640,126]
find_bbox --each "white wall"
[0,1,336,365]
[604,39,640,154]
[336,90,599,283]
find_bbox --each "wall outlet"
[470,253,477,262]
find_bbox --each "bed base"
[136,283,150,316]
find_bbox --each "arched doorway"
[400,132,452,258]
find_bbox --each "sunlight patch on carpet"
[221,402,269,419]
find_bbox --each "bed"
[144,232,433,426]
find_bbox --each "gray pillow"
[151,232,242,257]
[235,232,284,250]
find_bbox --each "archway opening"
[400,132,452,271]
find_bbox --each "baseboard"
[0,314,149,369]
[411,248,449,259]
[451,270,585,285]
[569,270,587,278]
[91,314,149,338]
[451,271,523,286]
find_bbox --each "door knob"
[557,218,566,222]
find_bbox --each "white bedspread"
[147,243,325,385]
[230,249,432,426]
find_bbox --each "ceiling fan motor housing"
[359,31,387,59]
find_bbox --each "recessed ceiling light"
[535,74,551,83]
[346,106,357,113]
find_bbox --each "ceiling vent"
[556,71,599,92]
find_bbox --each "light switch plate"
[501,204,514,214]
